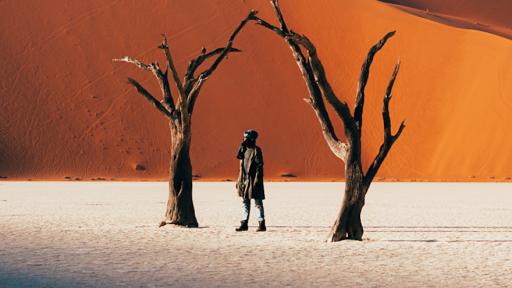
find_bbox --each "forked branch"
[270,0,289,33]
[200,10,258,80]
[353,31,396,132]
[127,78,172,118]
[159,35,187,103]
[292,33,355,133]
[248,15,284,37]
[186,10,257,113]
[364,60,405,185]
[113,56,175,111]
[116,10,254,118]
[184,47,241,93]
[250,1,350,161]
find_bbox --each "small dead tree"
[249,1,405,241]
[114,10,257,228]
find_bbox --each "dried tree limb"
[249,15,285,37]
[265,0,353,159]
[292,34,356,134]
[113,56,152,70]
[184,10,256,114]
[384,61,405,141]
[383,60,400,137]
[185,48,206,81]
[282,38,344,157]
[159,35,187,103]
[252,0,405,241]
[353,31,396,132]
[270,0,289,33]
[184,47,241,94]
[364,60,405,185]
[187,47,241,79]
[290,34,353,160]
[201,10,257,80]
[113,57,176,111]
[289,41,347,159]
[284,37,336,138]
[249,4,348,161]
[115,9,256,229]
[187,76,206,114]
[127,78,172,118]
[157,69,175,112]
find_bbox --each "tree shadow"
[264,226,512,242]
[382,239,512,243]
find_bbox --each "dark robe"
[236,145,265,199]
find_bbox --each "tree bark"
[251,0,406,242]
[160,121,198,227]
[329,159,367,241]
[115,11,256,228]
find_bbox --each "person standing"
[235,130,266,232]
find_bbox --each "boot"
[256,220,266,232]
[235,220,248,231]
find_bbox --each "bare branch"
[293,33,357,136]
[255,0,406,242]
[113,56,152,70]
[250,7,349,161]
[184,47,241,94]
[195,47,241,71]
[394,121,406,140]
[364,60,405,186]
[353,31,396,132]
[114,57,175,111]
[250,15,285,37]
[286,39,345,159]
[201,10,257,80]
[383,60,400,137]
[187,76,206,114]
[127,78,172,118]
[304,97,348,160]
[156,69,175,112]
[159,35,187,103]
[182,10,256,113]
[270,0,289,33]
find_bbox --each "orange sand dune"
[0,0,511,181]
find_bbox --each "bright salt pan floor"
[1,182,511,287]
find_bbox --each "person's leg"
[242,198,251,221]
[255,199,266,231]
[254,199,265,221]
[236,198,250,231]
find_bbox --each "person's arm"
[236,143,246,160]
[254,147,264,178]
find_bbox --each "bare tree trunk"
[329,159,367,241]
[250,0,406,242]
[161,121,198,227]
[114,11,256,228]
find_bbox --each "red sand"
[1,0,511,181]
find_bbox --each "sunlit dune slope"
[0,0,511,181]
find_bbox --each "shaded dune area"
[0,0,511,181]
[379,0,512,39]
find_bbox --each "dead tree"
[114,10,257,228]
[249,1,405,241]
